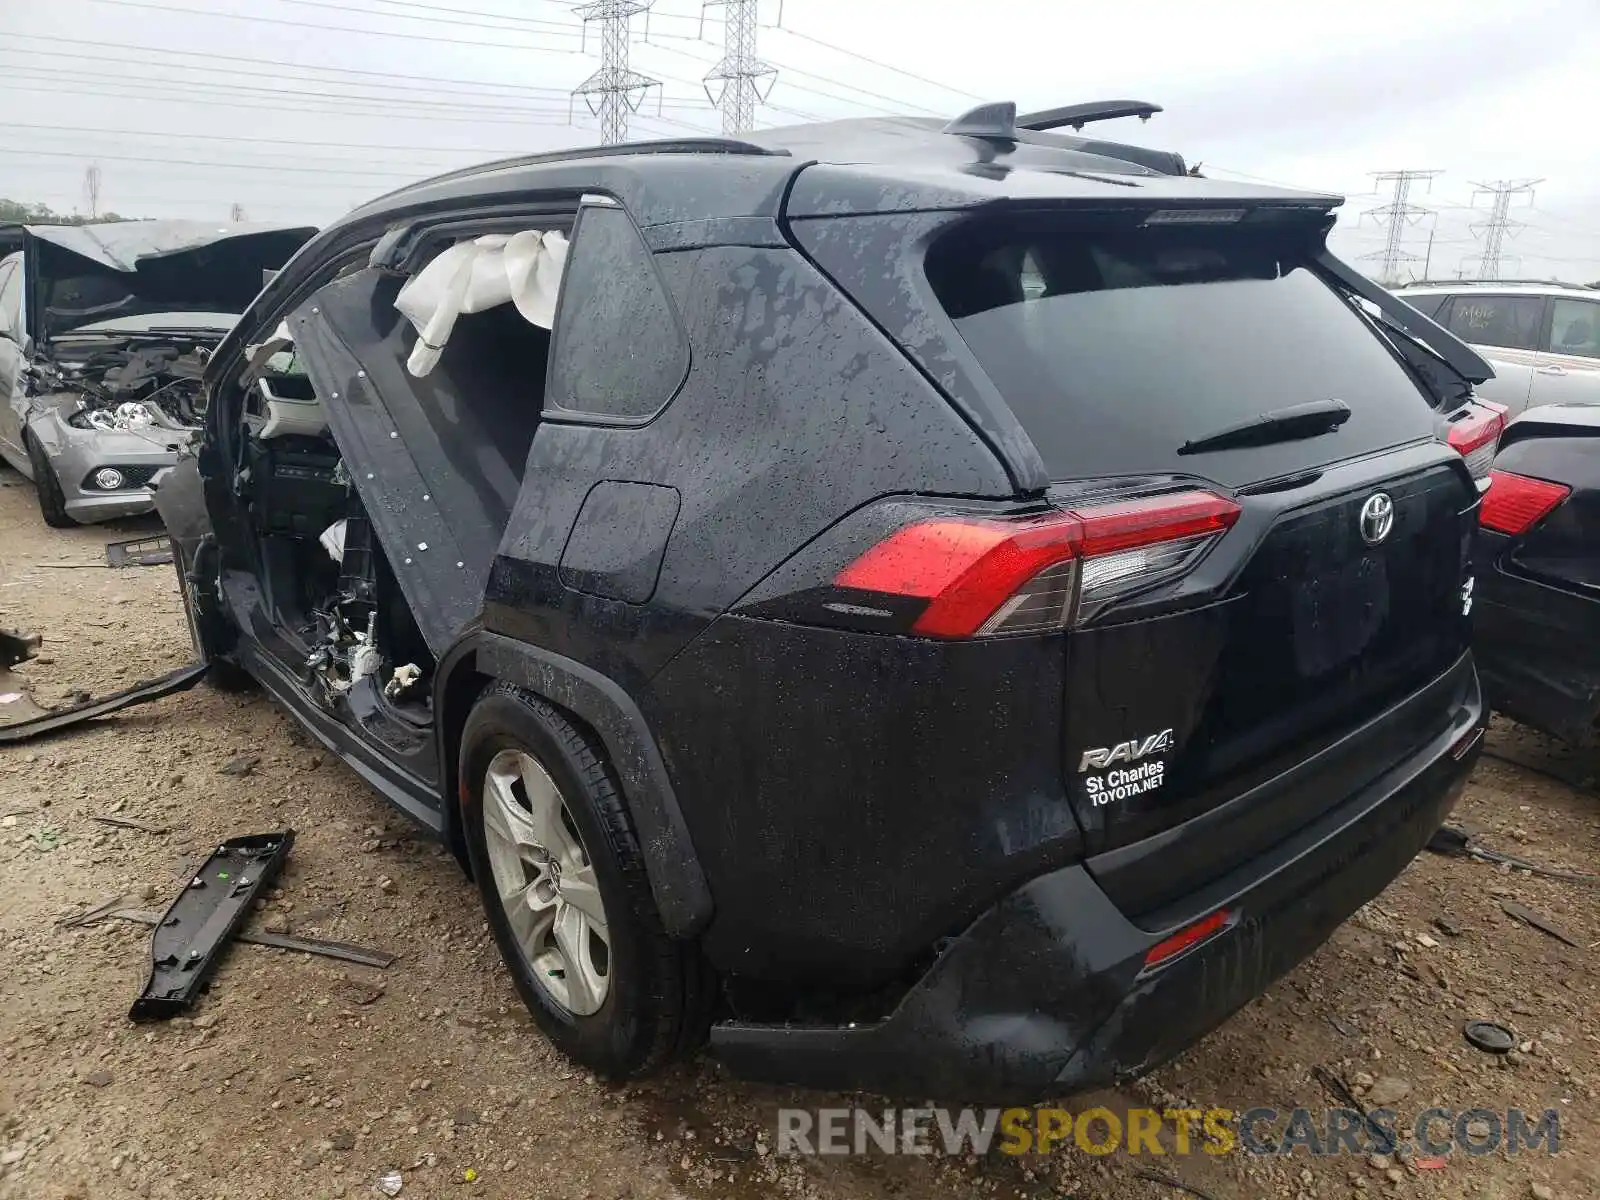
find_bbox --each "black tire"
[25,434,74,529]
[459,682,714,1078]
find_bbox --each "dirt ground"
[1,460,1596,1200]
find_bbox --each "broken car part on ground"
[0,220,315,528]
[129,831,294,1020]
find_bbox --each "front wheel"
[459,683,714,1078]
[25,434,74,529]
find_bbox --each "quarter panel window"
[545,204,689,422]
[1548,298,1600,358]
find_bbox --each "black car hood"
[23,220,316,346]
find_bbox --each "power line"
[571,0,660,144]
[1359,169,1442,285]
[6,32,588,99]
[87,0,585,55]
[277,0,584,36]
[1469,179,1542,280]
[701,1,776,135]
[0,47,721,118]
[765,24,985,102]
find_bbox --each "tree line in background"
[0,198,131,224]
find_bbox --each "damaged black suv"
[158,102,1495,1101]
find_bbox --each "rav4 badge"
[1078,729,1174,773]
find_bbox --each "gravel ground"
[1,460,1596,1200]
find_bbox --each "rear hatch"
[789,196,1479,916]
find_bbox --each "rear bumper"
[710,658,1484,1103]
[1474,531,1600,742]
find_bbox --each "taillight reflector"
[1446,402,1507,483]
[1144,908,1232,969]
[1479,470,1571,535]
[833,490,1240,638]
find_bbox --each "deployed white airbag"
[393,230,568,378]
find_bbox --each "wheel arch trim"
[435,630,713,939]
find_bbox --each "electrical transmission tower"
[572,0,659,145]
[701,0,776,135]
[1469,178,1541,280]
[1359,169,1441,285]
[82,163,102,220]
[229,202,248,223]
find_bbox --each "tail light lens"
[1446,401,1507,485]
[1480,469,1571,535]
[833,489,1240,638]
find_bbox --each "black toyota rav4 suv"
[155,101,1496,1101]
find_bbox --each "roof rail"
[1400,278,1597,291]
[361,137,788,205]
[1017,101,1163,132]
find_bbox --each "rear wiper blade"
[1177,399,1352,456]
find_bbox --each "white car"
[1393,281,1600,416]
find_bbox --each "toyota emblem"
[1359,492,1395,546]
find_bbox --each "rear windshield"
[924,220,1439,487]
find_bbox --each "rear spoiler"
[1317,251,1495,386]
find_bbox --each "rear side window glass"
[1548,298,1600,358]
[1443,293,1543,351]
[1402,292,1453,322]
[922,219,1439,486]
[545,205,688,422]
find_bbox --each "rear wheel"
[24,434,74,529]
[459,683,713,1078]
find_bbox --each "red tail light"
[1480,469,1571,535]
[834,490,1240,638]
[1446,401,1507,484]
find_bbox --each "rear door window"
[1442,293,1544,351]
[921,219,1441,486]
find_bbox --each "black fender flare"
[433,629,713,939]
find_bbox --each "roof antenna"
[942,101,1017,142]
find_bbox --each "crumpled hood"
[23,219,316,346]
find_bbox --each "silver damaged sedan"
[0,219,314,526]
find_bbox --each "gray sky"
[4,0,1598,281]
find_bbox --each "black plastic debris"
[105,535,175,568]
[130,831,295,1020]
[0,662,209,745]
[1464,1020,1516,1054]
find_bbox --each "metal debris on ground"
[1426,822,1598,884]
[129,831,295,1020]
[1131,1165,1219,1200]
[1312,1065,1392,1147]
[1498,900,1583,949]
[104,908,398,969]
[90,814,169,835]
[59,894,128,928]
[0,662,210,745]
[1464,1020,1516,1054]
[375,1169,404,1196]
[104,535,175,568]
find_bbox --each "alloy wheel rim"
[481,748,611,1016]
